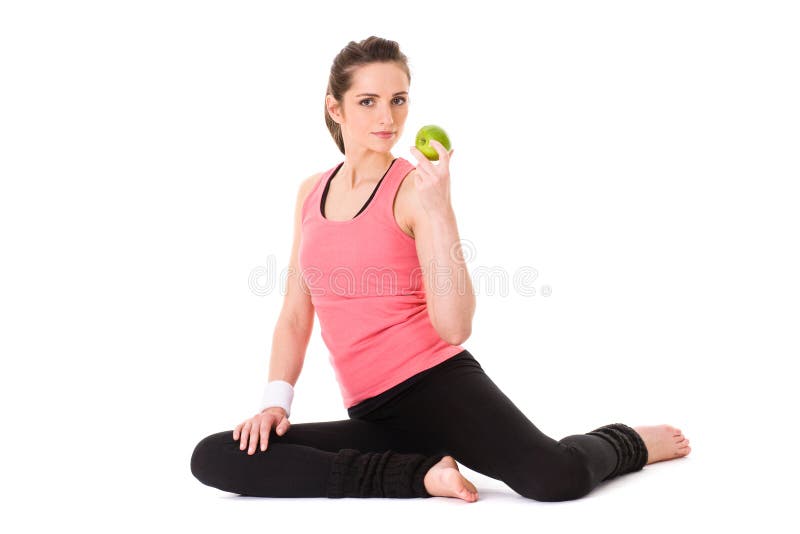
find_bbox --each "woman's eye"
[359,97,407,106]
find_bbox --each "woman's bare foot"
[633,424,692,465]
[423,455,479,502]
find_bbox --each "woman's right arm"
[233,173,320,454]
[267,172,320,385]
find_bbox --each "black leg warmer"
[586,423,649,481]
[326,448,444,498]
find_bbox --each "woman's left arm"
[409,141,476,345]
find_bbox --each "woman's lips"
[373,132,395,139]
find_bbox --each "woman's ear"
[326,95,342,124]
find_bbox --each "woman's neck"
[338,151,395,191]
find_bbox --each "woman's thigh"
[267,417,419,453]
[199,417,414,458]
[368,352,586,500]
[191,417,428,497]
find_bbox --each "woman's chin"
[369,146,395,154]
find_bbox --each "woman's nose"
[380,104,396,124]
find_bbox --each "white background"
[2,0,798,531]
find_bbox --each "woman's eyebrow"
[355,91,409,97]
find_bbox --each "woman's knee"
[506,449,594,502]
[190,431,230,487]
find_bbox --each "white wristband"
[260,380,294,418]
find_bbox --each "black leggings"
[190,349,648,501]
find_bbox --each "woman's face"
[327,62,410,154]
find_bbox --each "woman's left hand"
[409,140,455,216]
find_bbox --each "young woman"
[190,36,691,502]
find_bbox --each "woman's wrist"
[260,380,294,417]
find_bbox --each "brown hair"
[324,36,411,155]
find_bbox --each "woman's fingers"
[276,417,288,436]
[239,420,251,450]
[232,412,288,453]
[248,419,260,455]
[409,146,434,173]
[430,139,447,161]
[260,418,271,451]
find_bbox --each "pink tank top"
[298,156,465,409]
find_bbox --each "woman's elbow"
[430,306,473,346]
[444,324,471,346]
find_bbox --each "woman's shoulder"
[300,160,345,199]
[302,170,324,192]
[303,159,343,191]
[296,171,324,211]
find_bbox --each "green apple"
[415,124,451,161]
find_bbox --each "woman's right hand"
[233,407,291,455]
